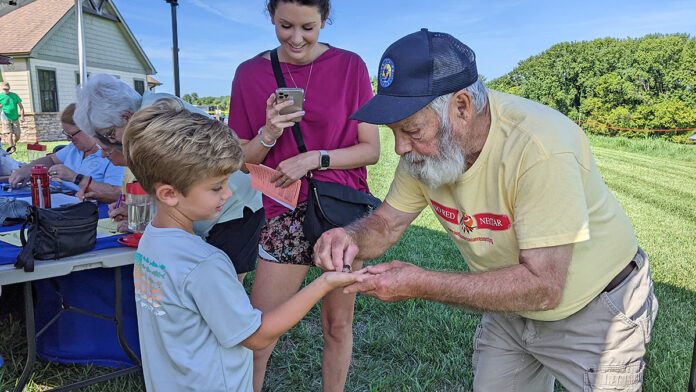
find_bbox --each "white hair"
[401,104,467,189]
[401,80,488,188]
[73,73,143,136]
[427,79,488,117]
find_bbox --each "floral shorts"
[259,201,313,265]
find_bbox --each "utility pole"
[165,0,180,97]
[76,0,86,85]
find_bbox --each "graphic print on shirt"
[430,199,511,244]
[134,252,166,316]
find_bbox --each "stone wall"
[17,113,66,143]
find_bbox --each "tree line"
[487,33,696,143]
[181,93,229,111]
[185,34,696,143]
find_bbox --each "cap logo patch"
[379,58,395,88]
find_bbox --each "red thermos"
[30,165,51,208]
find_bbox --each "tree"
[487,34,696,143]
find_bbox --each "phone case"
[276,88,304,122]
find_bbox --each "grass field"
[0,131,694,391]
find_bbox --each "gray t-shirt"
[135,224,262,391]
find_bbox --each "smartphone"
[275,88,304,122]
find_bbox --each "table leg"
[14,282,36,392]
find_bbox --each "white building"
[0,0,157,141]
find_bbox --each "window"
[134,79,145,95]
[38,69,58,112]
[75,71,91,85]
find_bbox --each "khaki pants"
[473,248,658,392]
[1,119,21,137]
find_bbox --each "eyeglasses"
[98,126,119,142]
[62,128,82,140]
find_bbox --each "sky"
[114,0,696,97]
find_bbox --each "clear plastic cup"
[126,182,154,233]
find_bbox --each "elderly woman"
[8,103,123,203]
[74,74,265,282]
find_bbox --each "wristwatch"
[318,150,330,170]
[73,173,84,185]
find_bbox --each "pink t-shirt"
[229,46,374,219]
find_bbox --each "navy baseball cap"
[350,28,479,125]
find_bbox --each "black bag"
[270,49,382,245]
[304,177,381,245]
[14,201,99,272]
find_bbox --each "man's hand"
[314,227,359,272]
[343,260,422,302]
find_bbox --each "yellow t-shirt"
[121,167,137,192]
[385,90,637,321]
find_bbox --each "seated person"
[90,135,132,233]
[8,104,123,203]
[123,99,364,391]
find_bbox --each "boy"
[122,98,363,391]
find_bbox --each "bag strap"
[270,48,307,154]
[14,206,38,272]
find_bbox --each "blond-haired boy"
[123,98,363,391]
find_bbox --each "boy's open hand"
[320,269,368,289]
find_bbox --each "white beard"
[402,118,467,189]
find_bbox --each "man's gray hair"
[73,73,143,136]
[427,79,488,118]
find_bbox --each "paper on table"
[97,218,120,237]
[246,163,301,210]
[0,218,122,247]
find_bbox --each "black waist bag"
[303,177,381,246]
[15,202,99,272]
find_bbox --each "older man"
[315,29,657,391]
[0,81,25,153]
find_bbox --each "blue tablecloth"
[1,183,141,368]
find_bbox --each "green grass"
[1,133,694,391]
[1,141,70,163]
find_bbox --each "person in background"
[229,0,379,390]
[315,29,658,391]
[8,103,122,203]
[74,73,266,282]
[0,82,25,154]
[122,99,364,391]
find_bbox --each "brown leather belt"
[603,260,638,293]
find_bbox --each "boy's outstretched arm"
[240,271,364,350]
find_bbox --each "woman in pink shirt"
[229,0,379,390]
